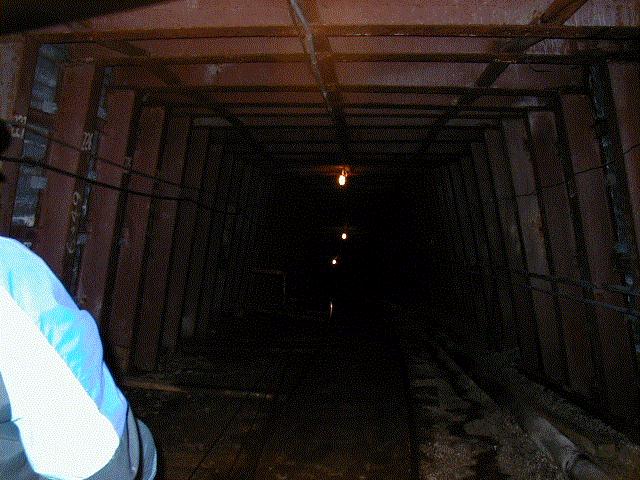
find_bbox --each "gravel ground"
[406,349,565,480]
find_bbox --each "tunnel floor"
[123,311,562,480]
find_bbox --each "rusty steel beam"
[289,0,348,154]
[262,137,476,147]
[235,112,512,120]
[346,112,520,119]
[95,40,148,57]
[523,116,571,386]
[98,53,309,67]
[99,93,143,334]
[92,50,639,67]
[60,66,106,291]
[1,0,167,34]
[413,0,591,157]
[335,51,638,65]
[67,25,269,161]
[147,100,551,112]
[119,83,582,96]
[550,96,607,408]
[587,63,640,407]
[29,24,640,43]
[539,0,590,24]
[247,124,495,130]
[138,63,268,159]
[72,20,150,57]
[317,24,640,40]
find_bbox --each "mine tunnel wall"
[0,41,639,428]
[415,62,640,427]
[0,55,277,372]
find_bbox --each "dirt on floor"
[406,349,565,480]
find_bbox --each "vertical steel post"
[1,39,39,236]
[587,62,640,415]
[552,95,607,409]
[61,66,105,293]
[100,92,143,354]
[523,115,570,386]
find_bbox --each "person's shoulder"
[0,235,27,251]
[0,236,48,270]
[0,236,35,256]
[0,236,64,306]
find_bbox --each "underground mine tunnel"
[1,1,640,479]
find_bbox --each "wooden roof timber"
[30,24,640,43]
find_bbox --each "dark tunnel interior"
[1,1,640,479]
[269,172,424,309]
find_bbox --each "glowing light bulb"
[331,258,338,265]
[341,232,347,240]
[338,169,347,186]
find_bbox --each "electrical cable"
[0,155,267,216]
[18,122,206,195]
[475,262,639,298]
[439,260,640,318]
[497,141,640,202]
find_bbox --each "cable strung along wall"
[0,53,274,374]
[421,61,640,428]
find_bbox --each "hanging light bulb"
[338,169,347,187]
[331,257,338,266]
[341,232,347,240]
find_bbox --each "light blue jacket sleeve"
[0,236,156,479]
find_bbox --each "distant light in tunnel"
[338,169,347,187]
[341,232,347,240]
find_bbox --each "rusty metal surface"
[132,115,191,371]
[32,63,96,275]
[610,63,640,279]
[194,145,234,337]
[60,65,105,291]
[561,93,639,419]
[448,160,491,346]
[460,153,504,350]
[484,128,543,375]
[76,90,135,323]
[0,0,638,427]
[161,126,210,353]
[470,142,517,351]
[527,110,596,400]
[1,0,168,34]
[501,118,566,386]
[106,105,165,372]
[179,130,220,340]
